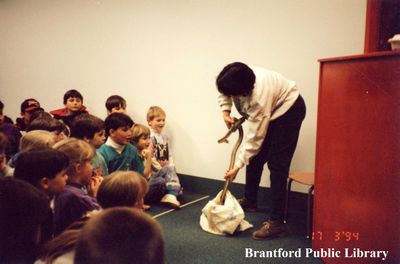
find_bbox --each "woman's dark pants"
[244,95,306,221]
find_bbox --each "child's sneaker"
[161,194,181,209]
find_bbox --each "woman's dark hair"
[216,62,256,96]
[104,113,134,137]
[0,177,49,263]
[63,89,83,104]
[14,148,69,187]
[70,114,105,140]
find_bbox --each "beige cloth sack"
[200,190,253,235]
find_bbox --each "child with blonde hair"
[131,124,168,208]
[97,170,148,209]
[135,110,182,209]
[8,130,56,168]
[53,138,101,235]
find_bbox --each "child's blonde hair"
[97,171,148,209]
[19,130,56,153]
[53,138,94,177]
[131,124,150,145]
[146,106,166,122]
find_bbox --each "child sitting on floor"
[13,148,69,242]
[0,177,49,264]
[71,114,108,176]
[132,124,183,209]
[50,89,88,128]
[147,106,182,208]
[53,138,102,235]
[36,171,149,264]
[98,113,142,173]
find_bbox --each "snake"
[218,116,246,204]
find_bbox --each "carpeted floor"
[147,188,323,264]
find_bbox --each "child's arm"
[87,175,103,197]
[151,157,162,171]
[141,149,153,179]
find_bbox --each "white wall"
[0,0,366,192]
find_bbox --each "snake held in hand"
[218,116,246,204]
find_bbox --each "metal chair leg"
[306,185,314,239]
[284,179,293,223]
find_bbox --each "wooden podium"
[313,51,400,263]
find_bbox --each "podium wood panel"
[313,51,400,264]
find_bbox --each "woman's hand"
[224,167,240,182]
[222,110,235,128]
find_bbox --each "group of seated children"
[0,89,182,263]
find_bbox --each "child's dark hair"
[28,112,66,133]
[63,89,83,104]
[105,95,127,112]
[74,207,164,264]
[216,62,256,96]
[104,113,134,136]
[14,148,69,187]
[70,114,105,140]
[0,177,49,263]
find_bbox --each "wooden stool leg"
[306,185,314,239]
[284,179,293,223]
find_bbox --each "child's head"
[27,112,67,142]
[97,171,148,209]
[104,113,134,145]
[74,207,164,264]
[63,89,83,113]
[216,62,256,97]
[20,98,44,126]
[131,124,151,151]
[0,177,49,263]
[71,114,106,149]
[14,148,69,196]
[19,130,56,153]
[147,106,166,134]
[105,95,127,115]
[53,138,94,185]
